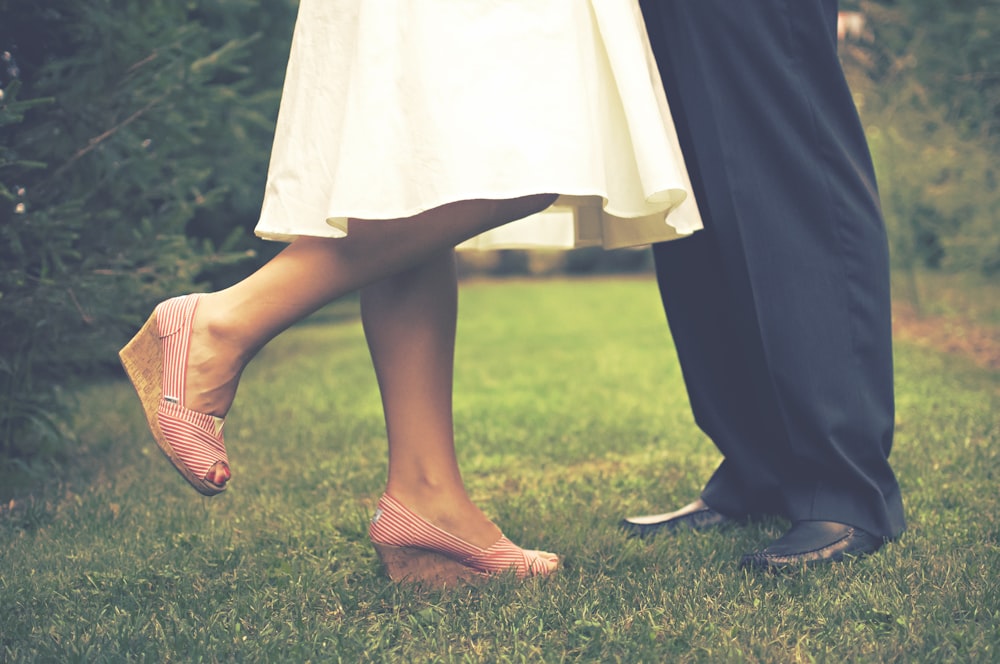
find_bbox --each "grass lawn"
[1,276,997,662]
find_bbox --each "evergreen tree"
[0,0,296,461]
[844,0,1000,274]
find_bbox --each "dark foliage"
[0,0,296,460]
[845,0,1000,273]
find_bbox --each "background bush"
[843,0,1000,275]
[0,0,296,462]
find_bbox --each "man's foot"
[619,498,736,538]
[740,520,887,571]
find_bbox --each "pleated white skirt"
[255,0,702,250]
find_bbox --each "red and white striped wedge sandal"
[369,494,559,586]
[119,294,231,496]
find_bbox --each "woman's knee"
[499,193,558,222]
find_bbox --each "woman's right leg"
[184,195,557,420]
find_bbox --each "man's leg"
[632,0,904,558]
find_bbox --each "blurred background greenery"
[1,0,997,466]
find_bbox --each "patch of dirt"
[892,302,1000,370]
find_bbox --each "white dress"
[255,0,703,250]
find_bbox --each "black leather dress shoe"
[740,520,886,571]
[620,498,736,539]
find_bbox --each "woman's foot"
[383,484,506,549]
[179,293,247,418]
[119,294,236,495]
[369,493,559,585]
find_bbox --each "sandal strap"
[158,402,228,481]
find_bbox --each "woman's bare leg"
[360,249,501,548]
[183,195,556,418]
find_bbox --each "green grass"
[2,277,998,663]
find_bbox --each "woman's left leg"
[361,249,558,579]
[360,249,500,548]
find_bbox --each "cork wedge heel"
[371,542,490,586]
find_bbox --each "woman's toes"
[207,462,231,487]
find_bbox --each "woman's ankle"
[383,485,502,548]
[185,297,245,417]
